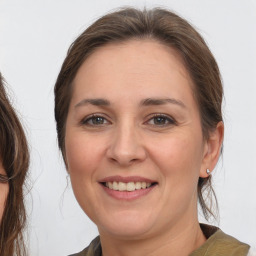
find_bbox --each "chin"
[100,224,153,240]
[97,212,155,239]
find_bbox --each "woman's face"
[0,161,9,221]
[65,40,211,239]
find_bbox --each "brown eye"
[91,116,105,125]
[81,115,110,126]
[147,114,176,126]
[153,116,168,125]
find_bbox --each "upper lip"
[99,175,157,183]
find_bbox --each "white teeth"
[127,182,135,191]
[113,181,118,190]
[107,182,113,189]
[119,182,126,191]
[135,182,142,190]
[105,181,153,191]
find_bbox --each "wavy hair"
[0,73,29,256]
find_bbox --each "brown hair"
[54,7,223,220]
[0,73,29,256]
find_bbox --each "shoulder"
[208,229,250,255]
[68,236,101,256]
[191,224,250,256]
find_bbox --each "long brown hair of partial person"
[0,73,29,256]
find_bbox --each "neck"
[99,220,206,256]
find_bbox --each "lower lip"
[101,184,156,200]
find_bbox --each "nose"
[106,123,147,166]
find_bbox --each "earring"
[206,169,211,175]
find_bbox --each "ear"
[200,121,224,178]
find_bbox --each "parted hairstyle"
[0,73,29,256]
[54,7,223,220]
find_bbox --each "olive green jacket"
[69,225,250,256]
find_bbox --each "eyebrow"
[75,97,186,108]
[75,98,110,108]
[141,98,186,108]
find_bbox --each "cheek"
[147,133,204,219]
[65,133,104,175]
[148,131,204,190]
[0,183,9,220]
[153,133,202,167]
[65,132,108,222]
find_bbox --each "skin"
[65,40,224,256]
[0,161,8,221]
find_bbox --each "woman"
[54,8,252,256]
[0,73,29,256]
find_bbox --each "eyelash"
[80,114,110,126]
[80,113,176,127]
[145,114,176,127]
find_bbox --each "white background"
[0,0,256,255]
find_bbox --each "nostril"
[109,157,118,163]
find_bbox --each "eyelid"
[79,113,176,127]
[145,113,177,126]
[80,113,111,126]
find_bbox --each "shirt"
[69,224,250,256]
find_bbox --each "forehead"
[71,39,195,104]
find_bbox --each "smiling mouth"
[102,181,157,192]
